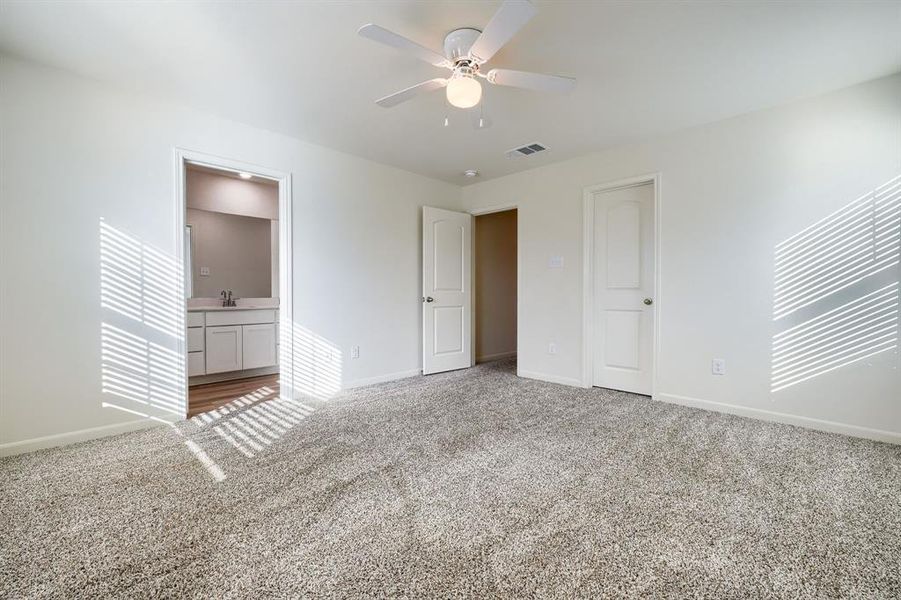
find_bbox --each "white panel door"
[242,323,277,369]
[593,183,655,394]
[423,206,472,374]
[206,325,243,374]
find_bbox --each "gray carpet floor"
[1,359,899,598]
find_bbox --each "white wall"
[0,57,459,453]
[2,54,898,453]
[462,74,901,443]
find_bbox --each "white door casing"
[592,182,655,394]
[175,148,293,417]
[423,206,472,374]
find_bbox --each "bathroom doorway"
[175,150,293,418]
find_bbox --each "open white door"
[423,206,472,374]
[592,183,655,395]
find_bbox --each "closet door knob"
[424,297,434,303]
[643,298,653,306]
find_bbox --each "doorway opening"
[583,175,659,396]
[474,208,518,365]
[175,150,293,419]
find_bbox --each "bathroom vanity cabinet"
[187,308,278,378]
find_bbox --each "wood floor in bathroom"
[188,374,280,418]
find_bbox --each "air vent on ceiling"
[505,142,548,159]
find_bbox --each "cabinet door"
[242,323,277,369]
[206,326,243,374]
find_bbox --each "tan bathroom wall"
[186,168,278,220]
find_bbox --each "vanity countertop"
[187,305,278,312]
[187,297,279,313]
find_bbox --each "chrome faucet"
[220,290,237,307]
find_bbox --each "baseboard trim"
[343,369,421,390]
[655,392,901,445]
[0,418,165,457]
[476,351,517,363]
[2,368,423,456]
[517,369,583,388]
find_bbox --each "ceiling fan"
[358,0,576,110]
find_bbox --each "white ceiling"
[2,1,899,184]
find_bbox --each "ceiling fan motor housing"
[444,28,482,63]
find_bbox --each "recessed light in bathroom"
[238,172,252,179]
[463,169,479,178]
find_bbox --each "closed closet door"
[593,183,655,395]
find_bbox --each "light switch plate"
[548,343,558,355]
[351,345,360,359]
[548,256,564,269]
[712,358,726,375]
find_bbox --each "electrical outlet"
[712,358,726,375]
[548,343,557,355]
[351,345,360,359]
[548,256,564,269]
[199,266,210,276]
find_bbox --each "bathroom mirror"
[185,209,276,299]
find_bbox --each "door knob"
[425,296,434,303]
[643,298,653,305]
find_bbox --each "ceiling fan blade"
[468,0,538,64]
[486,69,576,93]
[358,24,449,67]
[375,78,448,108]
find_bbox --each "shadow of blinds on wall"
[99,218,186,421]
[770,176,900,392]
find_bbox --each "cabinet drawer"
[206,309,276,327]
[187,352,205,376]
[187,327,204,352]
[187,312,205,327]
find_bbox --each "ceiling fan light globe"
[446,76,482,109]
